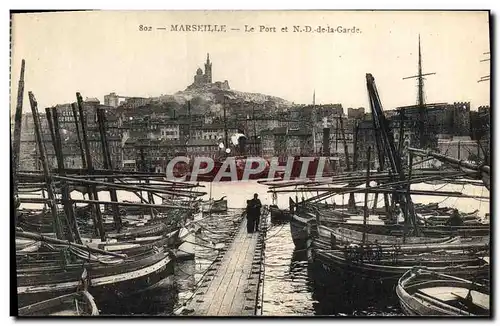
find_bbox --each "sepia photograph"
[9,9,491,317]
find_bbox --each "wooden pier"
[180,215,267,316]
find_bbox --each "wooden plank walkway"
[183,218,265,316]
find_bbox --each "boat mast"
[12,59,25,172]
[362,147,372,245]
[188,100,192,153]
[339,115,350,171]
[223,96,228,156]
[366,73,417,232]
[76,93,106,240]
[402,34,436,149]
[28,92,65,241]
[253,104,257,156]
[312,90,317,154]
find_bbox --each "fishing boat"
[18,290,99,316]
[314,221,490,242]
[17,246,175,307]
[173,212,202,261]
[290,212,315,250]
[311,244,489,282]
[324,225,462,246]
[396,268,490,316]
[17,205,92,234]
[289,198,342,249]
[289,199,390,249]
[84,228,182,255]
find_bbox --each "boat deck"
[419,287,490,310]
[182,218,266,316]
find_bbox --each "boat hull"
[290,213,314,250]
[395,268,490,316]
[17,252,175,308]
[311,248,490,283]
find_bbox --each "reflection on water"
[98,275,178,315]
[261,223,316,316]
[261,222,403,316]
[308,261,402,316]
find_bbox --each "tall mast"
[417,35,424,108]
[223,97,228,155]
[312,90,317,154]
[188,100,192,142]
[403,34,436,149]
[12,59,25,171]
[252,105,257,155]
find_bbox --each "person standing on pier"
[246,200,254,233]
[246,193,262,233]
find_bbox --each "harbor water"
[18,180,490,316]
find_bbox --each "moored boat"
[17,248,175,308]
[396,267,490,316]
[18,290,99,316]
[311,246,489,282]
[290,212,315,250]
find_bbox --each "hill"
[153,84,293,115]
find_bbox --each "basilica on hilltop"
[186,53,230,90]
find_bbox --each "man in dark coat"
[247,193,262,232]
[246,200,254,233]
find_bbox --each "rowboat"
[396,268,490,316]
[18,291,99,316]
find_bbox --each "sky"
[10,10,490,114]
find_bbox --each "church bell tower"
[204,53,212,83]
